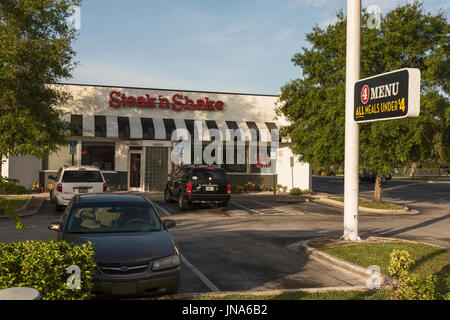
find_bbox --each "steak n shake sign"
[354,68,420,123]
[109,91,225,112]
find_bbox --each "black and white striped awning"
[68,114,279,142]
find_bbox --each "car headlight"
[152,254,180,271]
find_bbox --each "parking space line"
[250,200,305,215]
[149,200,221,293]
[229,201,264,215]
[230,200,305,215]
[180,255,221,293]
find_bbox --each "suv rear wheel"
[178,193,190,211]
[164,188,173,203]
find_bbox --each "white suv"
[49,166,107,211]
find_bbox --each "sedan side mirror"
[48,222,62,232]
[163,219,176,230]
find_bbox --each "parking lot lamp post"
[343,0,361,241]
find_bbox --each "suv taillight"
[103,183,107,192]
[186,182,192,194]
[227,184,231,194]
[57,183,62,193]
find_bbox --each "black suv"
[164,166,231,210]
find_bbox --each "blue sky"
[67,0,449,95]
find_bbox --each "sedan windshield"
[66,205,161,233]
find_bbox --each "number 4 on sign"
[399,98,405,112]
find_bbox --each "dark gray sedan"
[48,194,180,298]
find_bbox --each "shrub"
[395,273,437,300]
[231,185,244,194]
[243,182,255,192]
[302,189,313,195]
[388,249,414,280]
[0,240,96,300]
[275,184,288,193]
[0,177,27,195]
[388,249,438,300]
[31,182,44,192]
[259,184,266,192]
[289,187,302,195]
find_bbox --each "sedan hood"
[63,231,176,264]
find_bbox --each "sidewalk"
[231,192,314,203]
[0,194,47,219]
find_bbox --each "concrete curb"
[297,239,396,290]
[365,236,448,250]
[160,285,371,300]
[231,193,313,203]
[0,196,45,219]
[313,196,420,215]
[297,236,449,289]
[300,241,374,280]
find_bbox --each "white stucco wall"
[3,155,41,189]
[276,147,312,191]
[1,157,9,179]
[54,84,280,124]
[4,84,312,191]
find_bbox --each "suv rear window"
[62,171,104,183]
[191,168,228,183]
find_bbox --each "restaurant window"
[95,116,107,137]
[141,118,155,140]
[118,117,130,139]
[223,144,247,173]
[250,146,271,173]
[164,119,176,140]
[71,115,83,136]
[81,142,115,171]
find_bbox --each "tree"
[0,0,81,159]
[277,1,449,202]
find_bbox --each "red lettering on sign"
[109,91,121,108]
[108,91,224,111]
[184,96,195,110]
[172,94,184,111]
[215,100,224,110]
[127,96,136,107]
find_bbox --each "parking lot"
[1,177,449,295]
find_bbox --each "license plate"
[205,186,215,191]
[78,188,88,193]
[111,281,137,296]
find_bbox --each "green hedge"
[0,240,96,300]
[289,187,302,195]
[0,177,27,195]
[231,184,244,194]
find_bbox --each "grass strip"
[163,290,393,300]
[0,197,28,211]
[330,197,404,210]
[319,242,449,295]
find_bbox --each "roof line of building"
[54,82,279,98]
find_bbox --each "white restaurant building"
[2,84,312,192]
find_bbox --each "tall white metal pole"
[343,0,361,241]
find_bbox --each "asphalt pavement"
[0,177,448,295]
